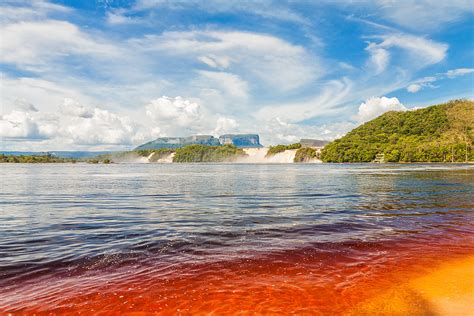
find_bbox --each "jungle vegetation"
[0,154,77,163]
[96,148,175,163]
[266,143,302,156]
[173,144,247,162]
[294,147,318,162]
[321,99,474,163]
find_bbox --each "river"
[1,163,473,314]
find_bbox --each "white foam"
[155,153,175,163]
[236,148,321,163]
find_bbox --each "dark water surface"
[1,163,473,313]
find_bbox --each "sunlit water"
[1,163,473,314]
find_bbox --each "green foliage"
[0,154,77,163]
[266,145,287,156]
[173,144,247,162]
[286,143,302,150]
[266,143,302,156]
[321,99,474,163]
[294,147,317,162]
[95,148,175,163]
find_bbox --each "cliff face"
[135,134,262,150]
[135,135,219,150]
[218,134,263,148]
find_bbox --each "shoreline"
[1,161,474,164]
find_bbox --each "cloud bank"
[0,0,472,150]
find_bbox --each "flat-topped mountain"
[135,134,262,150]
[135,135,220,150]
[321,99,474,163]
[218,134,262,148]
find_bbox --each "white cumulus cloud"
[1,98,146,148]
[64,107,137,145]
[354,96,407,123]
[60,98,93,118]
[145,96,208,135]
[146,96,201,125]
[213,116,239,135]
[14,98,38,112]
[0,110,53,140]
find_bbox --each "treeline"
[294,147,318,162]
[135,149,175,161]
[95,144,320,163]
[1,145,247,164]
[321,99,474,163]
[0,154,115,164]
[96,148,174,163]
[96,146,247,163]
[265,142,320,162]
[266,143,301,156]
[173,144,247,162]
[0,154,77,163]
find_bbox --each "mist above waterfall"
[109,147,321,163]
[236,148,321,163]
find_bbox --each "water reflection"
[0,164,473,313]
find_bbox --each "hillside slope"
[321,99,474,163]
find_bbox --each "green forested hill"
[173,144,247,162]
[321,99,474,163]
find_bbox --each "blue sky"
[1,0,473,150]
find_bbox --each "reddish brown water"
[3,235,473,314]
[1,164,473,314]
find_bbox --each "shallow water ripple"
[0,164,473,313]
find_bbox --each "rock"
[299,139,329,148]
[218,134,263,148]
[136,134,263,150]
[135,135,219,150]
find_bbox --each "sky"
[0,0,473,151]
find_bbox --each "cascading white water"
[155,153,175,163]
[111,153,149,163]
[130,148,321,163]
[237,148,296,163]
[237,148,321,163]
[143,152,175,163]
